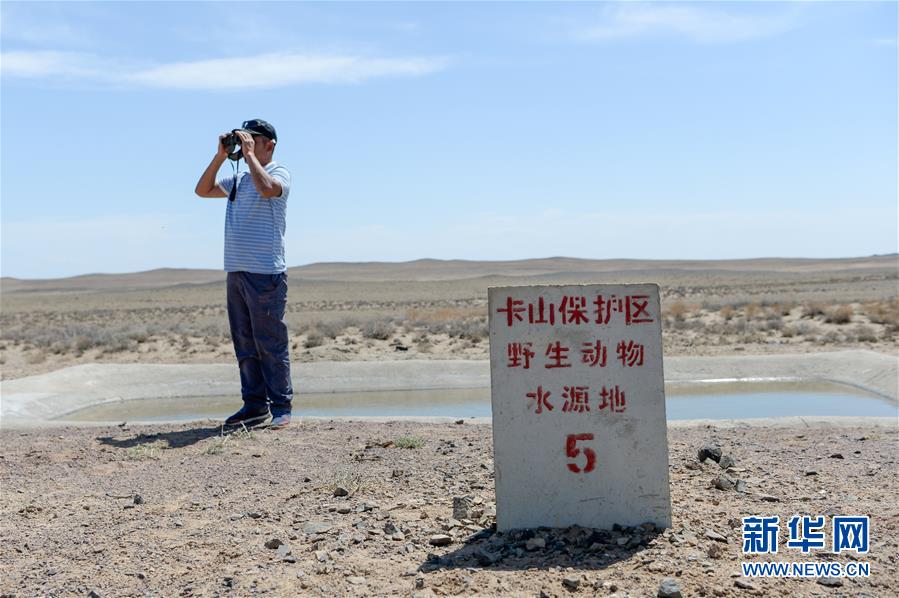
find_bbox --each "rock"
[817,577,843,588]
[475,547,501,566]
[698,445,722,463]
[264,538,283,549]
[314,550,329,562]
[334,486,349,497]
[275,544,291,558]
[713,475,735,491]
[658,578,683,598]
[283,555,297,563]
[453,496,474,520]
[336,506,352,514]
[526,537,546,551]
[735,480,747,493]
[384,521,398,535]
[718,455,735,469]
[705,530,727,543]
[455,419,464,425]
[760,494,780,502]
[805,470,818,476]
[133,495,144,505]
[429,534,452,546]
[734,580,756,590]
[707,543,725,559]
[89,591,101,598]
[562,575,581,590]
[830,453,844,459]
[302,522,333,534]
[346,576,366,585]
[246,511,263,519]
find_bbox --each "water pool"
[57,381,896,423]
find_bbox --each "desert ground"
[1,256,896,380]
[1,256,897,597]
[1,420,896,597]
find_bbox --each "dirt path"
[1,420,896,597]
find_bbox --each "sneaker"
[224,405,270,427]
[268,413,291,430]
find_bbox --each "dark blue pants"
[226,271,293,415]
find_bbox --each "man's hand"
[216,132,231,159]
[235,130,255,158]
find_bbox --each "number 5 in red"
[566,433,596,473]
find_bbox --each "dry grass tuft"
[394,436,425,449]
[362,318,395,340]
[825,305,854,325]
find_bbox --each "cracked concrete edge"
[1,350,896,428]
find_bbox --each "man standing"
[195,119,293,429]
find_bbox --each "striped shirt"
[217,161,290,274]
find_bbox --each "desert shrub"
[304,331,325,348]
[394,436,424,449]
[362,318,395,340]
[666,300,688,322]
[719,305,734,321]
[825,305,853,325]
[744,303,762,319]
[775,302,795,317]
[853,325,878,342]
[821,330,842,344]
[803,303,826,318]
[446,318,487,341]
[764,315,784,331]
[25,350,46,364]
[316,320,348,339]
[862,299,899,329]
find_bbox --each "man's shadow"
[96,422,230,450]
[420,524,662,573]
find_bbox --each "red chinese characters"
[560,296,589,325]
[597,385,626,413]
[528,297,555,325]
[580,340,608,368]
[497,297,526,327]
[526,385,554,414]
[594,294,655,326]
[525,385,628,415]
[616,340,645,367]
[497,294,654,327]
[544,341,572,369]
[562,385,591,413]
[507,342,535,369]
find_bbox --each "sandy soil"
[1,420,896,597]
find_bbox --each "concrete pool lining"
[1,349,896,428]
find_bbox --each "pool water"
[58,381,896,423]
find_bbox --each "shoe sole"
[266,420,291,430]
[224,413,270,428]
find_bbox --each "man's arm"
[237,131,283,199]
[195,133,229,198]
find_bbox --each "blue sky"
[1,1,896,279]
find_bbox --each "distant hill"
[1,255,896,294]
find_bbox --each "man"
[194,119,293,429]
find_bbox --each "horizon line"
[2,253,897,283]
